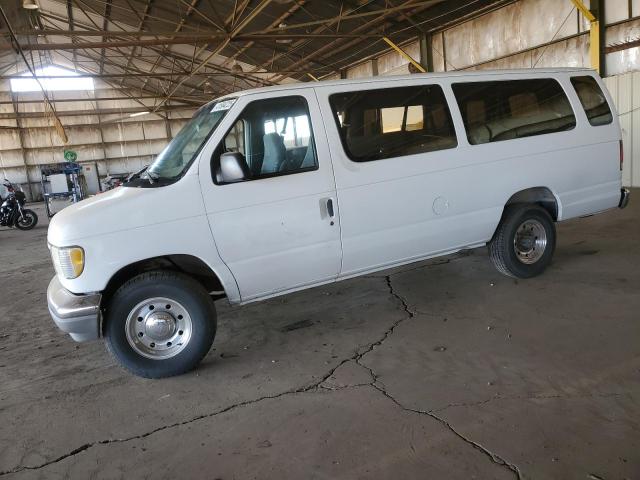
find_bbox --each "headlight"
[51,246,85,279]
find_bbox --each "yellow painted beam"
[382,36,427,73]
[306,72,320,82]
[570,0,595,22]
[570,0,600,74]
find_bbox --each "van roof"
[216,67,594,101]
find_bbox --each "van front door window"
[214,95,318,182]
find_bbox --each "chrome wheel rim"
[513,219,547,264]
[125,297,192,360]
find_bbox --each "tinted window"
[213,96,317,184]
[571,76,613,126]
[329,85,457,162]
[453,79,576,145]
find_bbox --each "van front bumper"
[619,188,630,209]
[47,276,101,342]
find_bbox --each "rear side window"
[452,79,576,145]
[329,85,457,162]
[570,76,613,126]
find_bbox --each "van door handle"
[326,198,335,218]
[325,198,335,225]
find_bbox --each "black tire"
[104,271,216,378]
[489,204,556,279]
[15,209,38,230]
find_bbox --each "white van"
[47,68,629,378]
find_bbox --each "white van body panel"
[46,68,623,307]
[47,174,241,302]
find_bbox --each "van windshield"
[129,98,236,186]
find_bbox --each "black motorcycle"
[0,180,38,230]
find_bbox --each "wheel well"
[101,255,225,308]
[505,187,558,221]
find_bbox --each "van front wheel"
[104,271,216,378]
[489,204,556,279]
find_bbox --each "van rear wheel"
[489,204,556,279]
[104,271,216,378]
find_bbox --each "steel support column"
[419,33,433,72]
[10,92,34,201]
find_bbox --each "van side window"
[224,120,245,156]
[213,96,318,184]
[570,76,613,126]
[452,79,576,145]
[329,85,457,162]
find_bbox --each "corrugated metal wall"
[440,0,588,71]
[435,0,640,75]
[0,79,197,200]
[605,73,640,186]
[340,0,640,80]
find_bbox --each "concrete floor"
[0,194,639,480]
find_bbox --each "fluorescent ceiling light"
[129,111,150,118]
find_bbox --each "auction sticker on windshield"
[212,99,236,112]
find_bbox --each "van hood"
[47,176,205,246]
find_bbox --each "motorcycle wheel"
[15,210,38,230]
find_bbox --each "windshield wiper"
[126,164,149,183]
[126,165,161,185]
[146,170,159,184]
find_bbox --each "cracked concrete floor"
[0,195,639,480]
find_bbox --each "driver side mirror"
[218,151,250,184]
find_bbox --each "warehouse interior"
[0,0,639,478]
